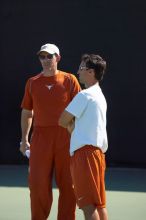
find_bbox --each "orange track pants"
[29,126,76,220]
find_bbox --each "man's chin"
[79,78,84,84]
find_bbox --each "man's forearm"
[21,109,33,142]
[59,110,74,128]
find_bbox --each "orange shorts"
[70,145,106,209]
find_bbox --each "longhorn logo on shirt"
[46,85,54,90]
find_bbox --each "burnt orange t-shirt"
[21,71,81,126]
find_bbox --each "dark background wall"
[0,0,146,166]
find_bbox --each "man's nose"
[43,58,50,62]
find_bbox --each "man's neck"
[85,80,99,88]
[42,69,58,77]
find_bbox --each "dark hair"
[81,54,106,81]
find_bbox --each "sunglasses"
[79,66,89,70]
[39,54,54,60]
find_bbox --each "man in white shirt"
[59,54,108,220]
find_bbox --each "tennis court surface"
[0,165,146,220]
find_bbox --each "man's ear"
[90,69,95,75]
[88,69,95,79]
[56,55,61,62]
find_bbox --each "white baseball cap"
[37,43,60,55]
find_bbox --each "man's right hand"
[19,141,30,156]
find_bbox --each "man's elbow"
[22,109,33,118]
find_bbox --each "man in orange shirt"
[19,43,81,220]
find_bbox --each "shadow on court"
[106,167,146,192]
[0,165,146,192]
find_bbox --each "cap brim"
[37,49,55,55]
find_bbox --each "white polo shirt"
[66,83,108,156]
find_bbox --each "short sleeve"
[21,79,33,110]
[69,74,81,100]
[66,92,88,118]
